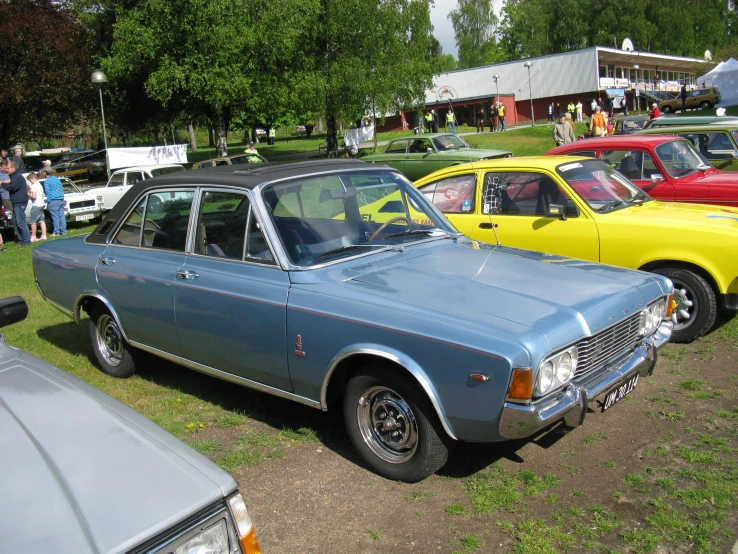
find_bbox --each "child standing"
[27,172,47,242]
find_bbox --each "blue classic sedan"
[33,160,674,482]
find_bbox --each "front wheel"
[653,267,717,343]
[700,101,713,110]
[344,366,453,482]
[89,305,137,377]
[661,105,673,114]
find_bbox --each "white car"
[88,164,185,211]
[24,175,103,226]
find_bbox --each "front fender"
[322,343,458,441]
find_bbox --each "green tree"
[449,0,501,68]
[303,0,439,155]
[0,0,93,147]
[498,0,554,60]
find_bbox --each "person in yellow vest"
[424,111,433,133]
[245,141,259,155]
[268,126,276,146]
[446,109,456,133]
[497,102,506,131]
[567,102,575,119]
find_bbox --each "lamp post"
[632,64,640,113]
[523,61,535,125]
[492,74,499,102]
[91,70,110,177]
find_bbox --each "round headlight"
[556,351,575,382]
[539,361,554,393]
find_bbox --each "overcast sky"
[430,0,504,59]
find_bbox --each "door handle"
[177,270,199,280]
[478,223,496,229]
[99,256,115,265]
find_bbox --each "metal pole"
[98,86,110,177]
[527,68,535,125]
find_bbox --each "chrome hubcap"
[357,386,418,464]
[671,285,696,330]
[96,314,123,367]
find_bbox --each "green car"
[639,123,738,172]
[643,115,738,129]
[363,133,512,181]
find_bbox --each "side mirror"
[0,296,28,329]
[651,174,664,183]
[426,147,433,153]
[547,203,566,220]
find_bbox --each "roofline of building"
[594,46,704,65]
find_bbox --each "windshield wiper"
[384,228,456,240]
[597,200,624,212]
[310,244,389,264]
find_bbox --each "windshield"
[732,130,738,143]
[151,166,185,177]
[654,139,711,178]
[432,135,469,151]
[556,160,652,212]
[229,154,265,164]
[261,170,457,266]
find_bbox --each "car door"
[96,189,195,356]
[677,131,738,172]
[174,189,291,390]
[601,148,677,201]
[404,138,436,181]
[378,139,409,175]
[100,172,126,210]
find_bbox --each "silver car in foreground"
[0,296,261,554]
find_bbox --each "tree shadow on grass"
[36,321,355,459]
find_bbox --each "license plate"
[75,214,95,221]
[602,374,639,412]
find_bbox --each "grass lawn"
[465,123,590,156]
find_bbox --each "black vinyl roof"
[87,159,389,245]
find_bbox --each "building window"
[599,65,608,78]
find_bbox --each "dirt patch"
[210,325,738,554]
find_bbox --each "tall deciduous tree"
[0,0,92,147]
[303,0,438,155]
[449,0,501,69]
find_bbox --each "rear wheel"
[653,267,717,343]
[89,304,137,377]
[700,101,713,110]
[662,105,673,114]
[344,366,453,482]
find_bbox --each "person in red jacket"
[649,103,661,119]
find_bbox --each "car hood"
[436,148,510,159]
[611,201,738,229]
[681,169,738,184]
[305,243,668,351]
[0,347,236,554]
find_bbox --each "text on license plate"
[602,374,639,412]
[75,214,95,221]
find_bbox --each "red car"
[547,135,738,207]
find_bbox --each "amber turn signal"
[507,368,533,401]
[665,294,676,319]
[241,528,262,554]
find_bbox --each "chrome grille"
[574,311,643,378]
[70,200,96,210]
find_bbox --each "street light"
[492,74,500,102]
[523,61,535,125]
[632,64,640,113]
[91,70,110,177]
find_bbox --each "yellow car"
[412,156,738,343]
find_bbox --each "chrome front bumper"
[499,321,673,440]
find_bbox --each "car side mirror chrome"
[0,296,28,329]
[651,174,664,183]
[426,147,433,153]
[547,203,567,220]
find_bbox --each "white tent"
[697,58,738,108]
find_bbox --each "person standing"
[564,112,576,135]
[680,85,687,112]
[477,108,485,133]
[575,101,583,122]
[446,109,456,133]
[13,147,27,173]
[497,102,506,131]
[268,126,276,146]
[590,106,607,136]
[548,103,554,122]
[567,101,576,119]
[2,161,32,246]
[0,147,9,164]
[431,109,439,133]
[553,114,575,146]
[424,110,433,132]
[40,168,66,236]
[591,98,598,116]
[26,172,47,241]
[554,103,562,118]
[489,103,498,132]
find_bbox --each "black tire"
[700,101,712,110]
[89,304,137,377]
[343,366,453,482]
[653,267,717,343]
[662,105,673,114]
